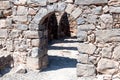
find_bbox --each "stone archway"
[1,0,120,79]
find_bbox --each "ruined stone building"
[0,0,120,79]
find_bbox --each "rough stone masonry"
[0,0,120,80]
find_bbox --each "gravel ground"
[0,37,79,80]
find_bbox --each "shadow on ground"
[42,56,77,72]
[0,66,12,77]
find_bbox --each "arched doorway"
[39,11,78,68]
[39,11,78,79]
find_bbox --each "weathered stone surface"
[31,47,39,58]
[57,2,66,11]
[3,10,12,17]
[6,40,14,52]
[78,77,96,80]
[113,45,120,60]
[77,31,87,41]
[6,18,12,29]
[32,8,48,24]
[76,17,85,25]
[41,55,48,69]
[65,0,73,3]
[0,19,7,28]
[103,5,109,13]
[101,47,113,58]
[15,64,27,74]
[97,58,119,74]
[0,29,8,38]
[27,57,41,70]
[27,0,47,6]
[23,31,42,39]
[17,6,28,16]
[75,0,108,5]
[13,15,28,23]
[109,6,120,13]
[65,4,74,14]
[48,0,58,3]
[28,8,37,15]
[92,6,102,14]
[77,43,96,54]
[77,63,96,77]
[0,1,11,10]
[71,7,82,19]
[77,53,89,63]
[100,14,113,23]
[108,0,120,6]
[87,14,98,24]
[16,24,28,30]
[78,24,95,31]
[12,0,27,5]
[29,23,39,31]
[95,29,120,42]
[31,39,40,47]
[47,4,57,12]
[10,30,21,38]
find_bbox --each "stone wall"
[0,0,78,71]
[76,0,120,80]
[0,0,120,79]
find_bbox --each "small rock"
[77,43,96,54]
[71,7,82,19]
[92,6,102,14]
[103,5,109,13]
[78,24,95,31]
[77,63,96,77]
[97,58,119,74]
[77,31,87,41]
[15,65,27,74]
[113,45,120,60]
[65,4,74,14]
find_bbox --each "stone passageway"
[0,37,79,80]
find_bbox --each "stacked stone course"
[0,0,120,79]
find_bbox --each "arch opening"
[39,11,78,72]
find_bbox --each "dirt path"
[0,37,79,80]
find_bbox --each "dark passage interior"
[41,12,72,42]
[40,12,78,71]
